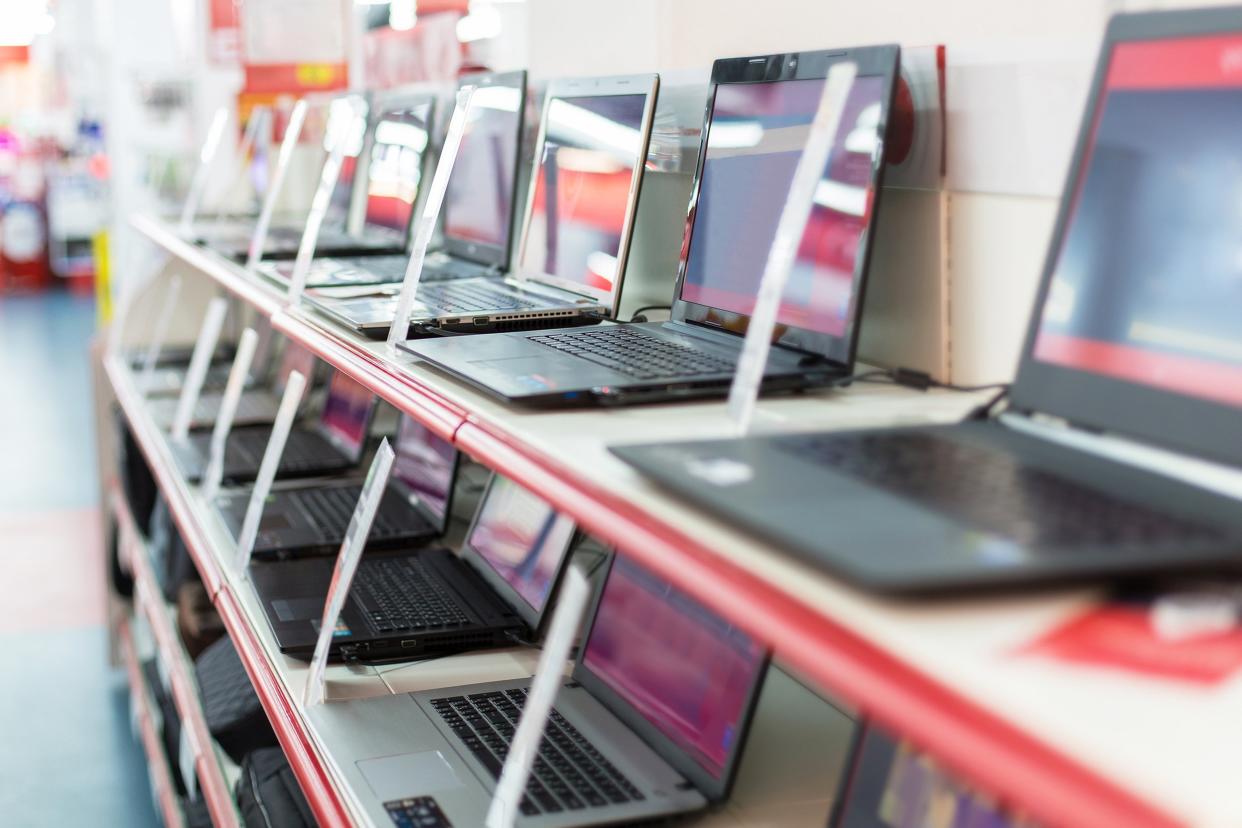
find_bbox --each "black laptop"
[612,9,1242,594]
[255,90,441,287]
[172,366,376,485]
[249,472,579,661]
[214,414,460,559]
[294,70,526,295]
[401,45,899,406]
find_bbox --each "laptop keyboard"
[289,485,416,541]
[430,688,644,816]
[353,557,472,633]
[531,326,736,380]
[777,431,1221,547]
[417,282,544,314]
[233,429,323,472]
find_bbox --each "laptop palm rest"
[358,751,464,802]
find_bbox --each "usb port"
[400,639,419,648]
[473,317,489,326]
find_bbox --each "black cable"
[629,305,670,321]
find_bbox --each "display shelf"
[117,617,188,828]
[112,486,241,828]
[117,213,1240,828]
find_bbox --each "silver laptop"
[255,90,440,287]
[289,70,527,292]
[306,553,768,826]
[313,73,660,339]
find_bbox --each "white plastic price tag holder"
[111,246,172,358]
[178,106,230,236]
[224,106,270,212]
[386,85,476,349]
[304,439,396,706]
[286,140,349,305]
[726,62,858,434]
[136,271,182,395]
[234,370,307,572]
[170,296,230,443]
[202,327,259,500]
[486,564,591,828]
[247,98,309,270]
[179,727,199,799]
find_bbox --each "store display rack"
[95,212,1240,828]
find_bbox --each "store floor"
[0,293,160,826]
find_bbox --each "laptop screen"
[1032,34,1242,410]
[391,416,456,531]
[442,79,524,260]
[677,69,889,361]
[835,724,1036,828]
[466,475,576,616]
[580,555,766,781]
[518,90,651,297]
[316,370,374,462]
[364,101,435,239]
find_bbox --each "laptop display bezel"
[512,73,660,311]
[355,88,440,249]
[1009,7,1242,469]
[386,414,462,535]
[440,70,528,270]
[458,472,578,630]
[667,46,900,367]
[571,552,770,802]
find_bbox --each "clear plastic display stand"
[201,327,259,500]
[246,99,310,271]
[170,296,230,442]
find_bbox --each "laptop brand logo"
[684,456,754,486]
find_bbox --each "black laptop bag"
[236,747,316,828]
[195,635,278,763]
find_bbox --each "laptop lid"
[459,473,577,629]
[440,70,528,269]
[1010,7,1242,469]
[359,94,438,248]
[514,73,660,310]
[315,94,370,232]
[669,46,899,366]
[314,369,377,464]
[572,554,768,802]
[389,414,460,534]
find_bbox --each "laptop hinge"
[669,319,843,368]
[999,410,1242,501]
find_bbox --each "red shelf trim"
[454,423,1182,828]
[118,618,188,828]
[216,589,353,828]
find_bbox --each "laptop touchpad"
[358,751,462,801]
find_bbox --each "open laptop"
[831,723,1036,828]
[145,322,295,430]
[314,552,769,826]
[611,11,1242,594]
[321,73,659,339]
[171,366,375,485]
[214,414,460,559]
[255,91,440,287]
[293,70,526,294]
[402,46,898,406]
[248,472,578,661]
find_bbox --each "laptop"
[145,322,292,430]
[204,95,403,262]
[171,365,375,485]
[248,472,578,661]
[611,11,1242,594]
[831,722,1036,828]
[401,46,898,406]
[214,414,460,559]
[321,73,659,339]
[292,71,526,294]
[255,91,441,287]
[316,552,769,826]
